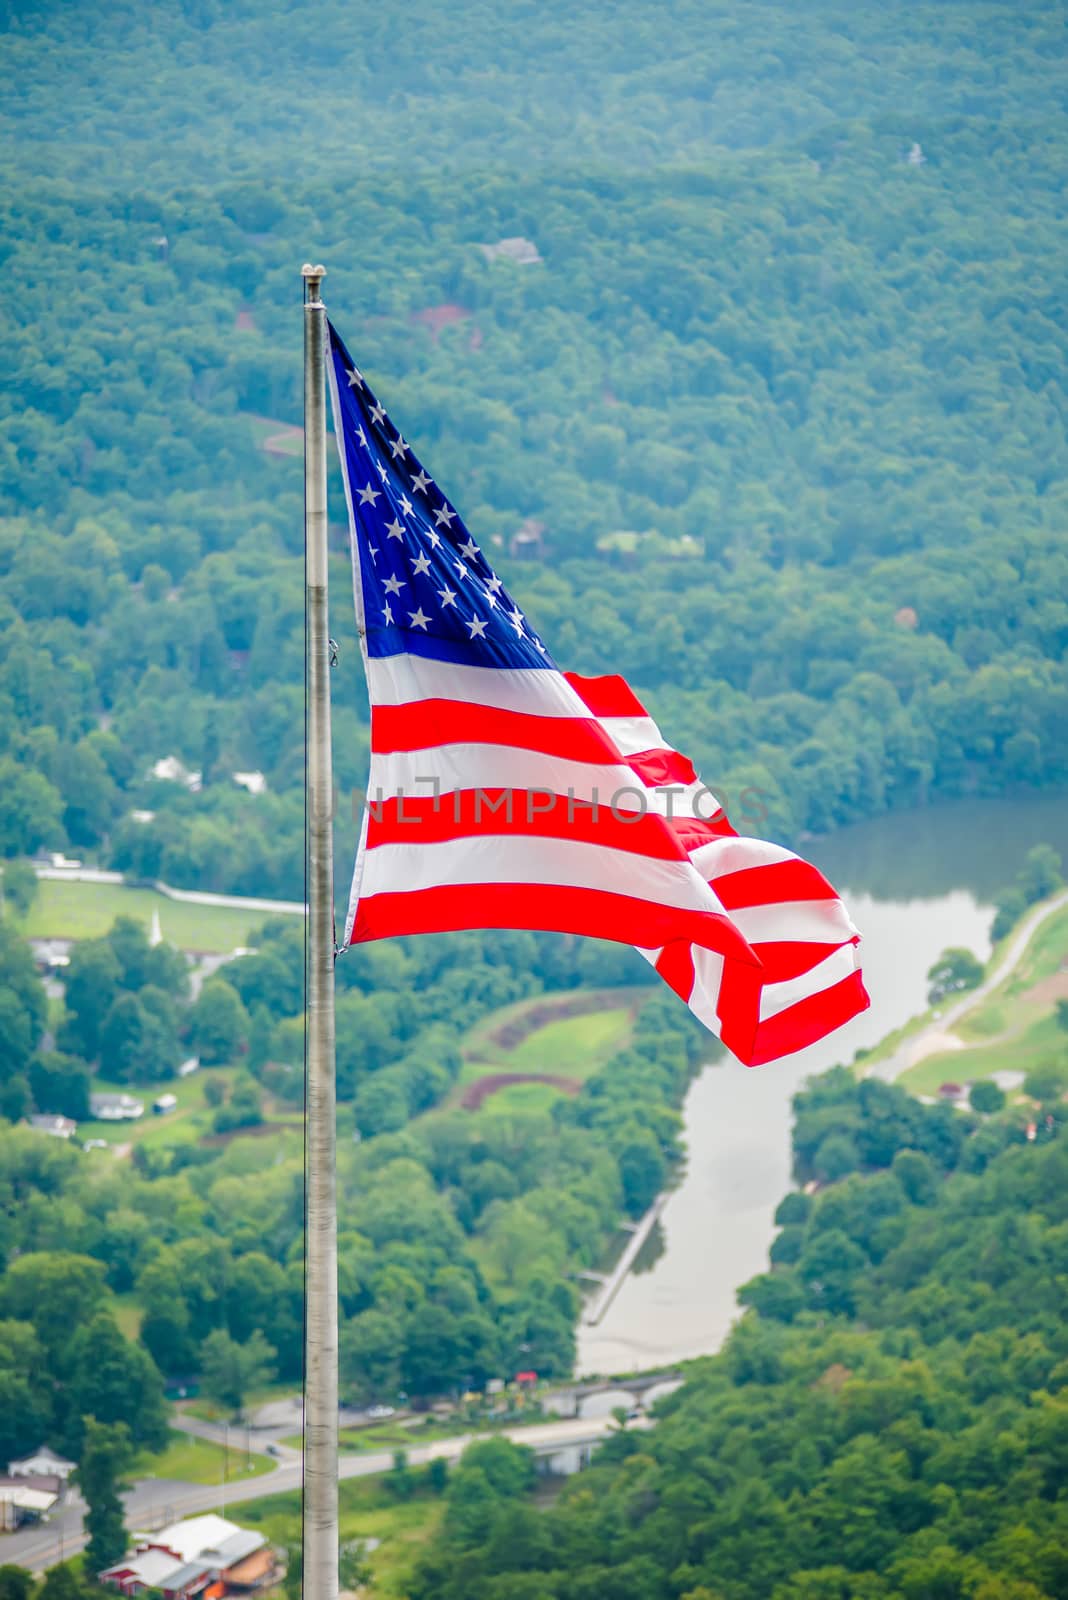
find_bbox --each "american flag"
[327,322,868,1066]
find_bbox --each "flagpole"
[301,262,338,1600]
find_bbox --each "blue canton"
[328,323,553,671]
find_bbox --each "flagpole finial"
[302,263,327,305]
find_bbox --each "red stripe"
[372,699,625,764]
[350,883,761,967]
[365,791,695,858]
[740,939,851,984]
[655,941,697,1003]
[747,971,870,1067]
[667,814,737,848]
[627,747,698,787]
[564,671,648,718]
[712,857,839,911]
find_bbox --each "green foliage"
[77,1417,131,1572]
[993,848,1065,942]
[1023,1061,1067,1105]
[970,1079,1007,1115]
[189,978,250,1065]
[199,1327,276,1418]
[927,946,985,1006]
[2,859,38,917]
[413,1093,1068,1599]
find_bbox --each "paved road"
[2,1415,626,1573]
[871,888,1068,1083]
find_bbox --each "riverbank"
[868,887,1068,1087]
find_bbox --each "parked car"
[366,1405,395,1420]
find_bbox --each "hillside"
[0,0,1065,898]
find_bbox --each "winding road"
[1,1414,631,1573]
[871,888,1068,1083]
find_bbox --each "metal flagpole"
[301,262,339,1600]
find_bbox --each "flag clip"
[328,637,339,667]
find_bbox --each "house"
[154,1094,178,1115]
[478,236,542,265]
[27,1114,77,1140]
[0,1477,61,1531]
[29,938,72,973]
[90,1092,145,1122]
[101,1514,275,1599]
[8,1446,76,1481]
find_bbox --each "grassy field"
[130,1428,273,1486]
[903,1010,1065,1096]
[79,1067,304,1159]
[237,1476,443,1597]
[19,877,297,952]
[899,899,1068,1096]
[461,987,647,1077]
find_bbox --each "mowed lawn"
[131,1428,273,1485]
[461,987,647,1082]
[903,1009,1065,1096]
[20,878,295,953]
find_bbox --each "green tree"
[2,859,38,917]
[59,940,122,1061]
[969,1080,1006,1115]
[927,947,984,1005]
[66,1311,168,1454]
[199,1328,276,1418]
[618,1130,666,1218]
[0,760,64,857]
[77,1417,131,1572]
[189,979,249,1065]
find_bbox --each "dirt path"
[460,1071,582,1110]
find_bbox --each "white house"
[8,1446,76,1481]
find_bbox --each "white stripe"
[689,836,797,881]
[598,715,667,757]
[758,942,861,1022]
[731,898,860,946]
[366,654,586,718]
[369,745,637,804]
[687,947,725,1036]
[358,834,734,918]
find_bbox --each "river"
[577,791,1068,1375]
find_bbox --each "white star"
[412,469,431,495]
[385,518,405,541]
[408,607,430,630]
[433,504,456,529]
[534,638,548,653]
[454,561,469,581]
[425,527,442,549]
[466,616,489,639]
[382,600,394,625]
[389,435,408,460]
[412,552,432,576]
[375,459,388,482]
[358,484,380,506]
[459,536,479,561]
[485,590,498,609]
[486,573,504,595]
[369,401,386,426]
[438,584,456,607]
[367,545,379,562]
[346,367,363,389]
[355,425,368,448]
[509,606,525,635]
[399,494,414,518]
[383,574,405,595]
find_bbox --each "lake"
[576,790,1068,1375]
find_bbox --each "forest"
[2,0,1067,1588]
[0,0,1066,895]
[409,1074,1068,1599]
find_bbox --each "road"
[871,887,1068,1082]
[2,1415,627,1573]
